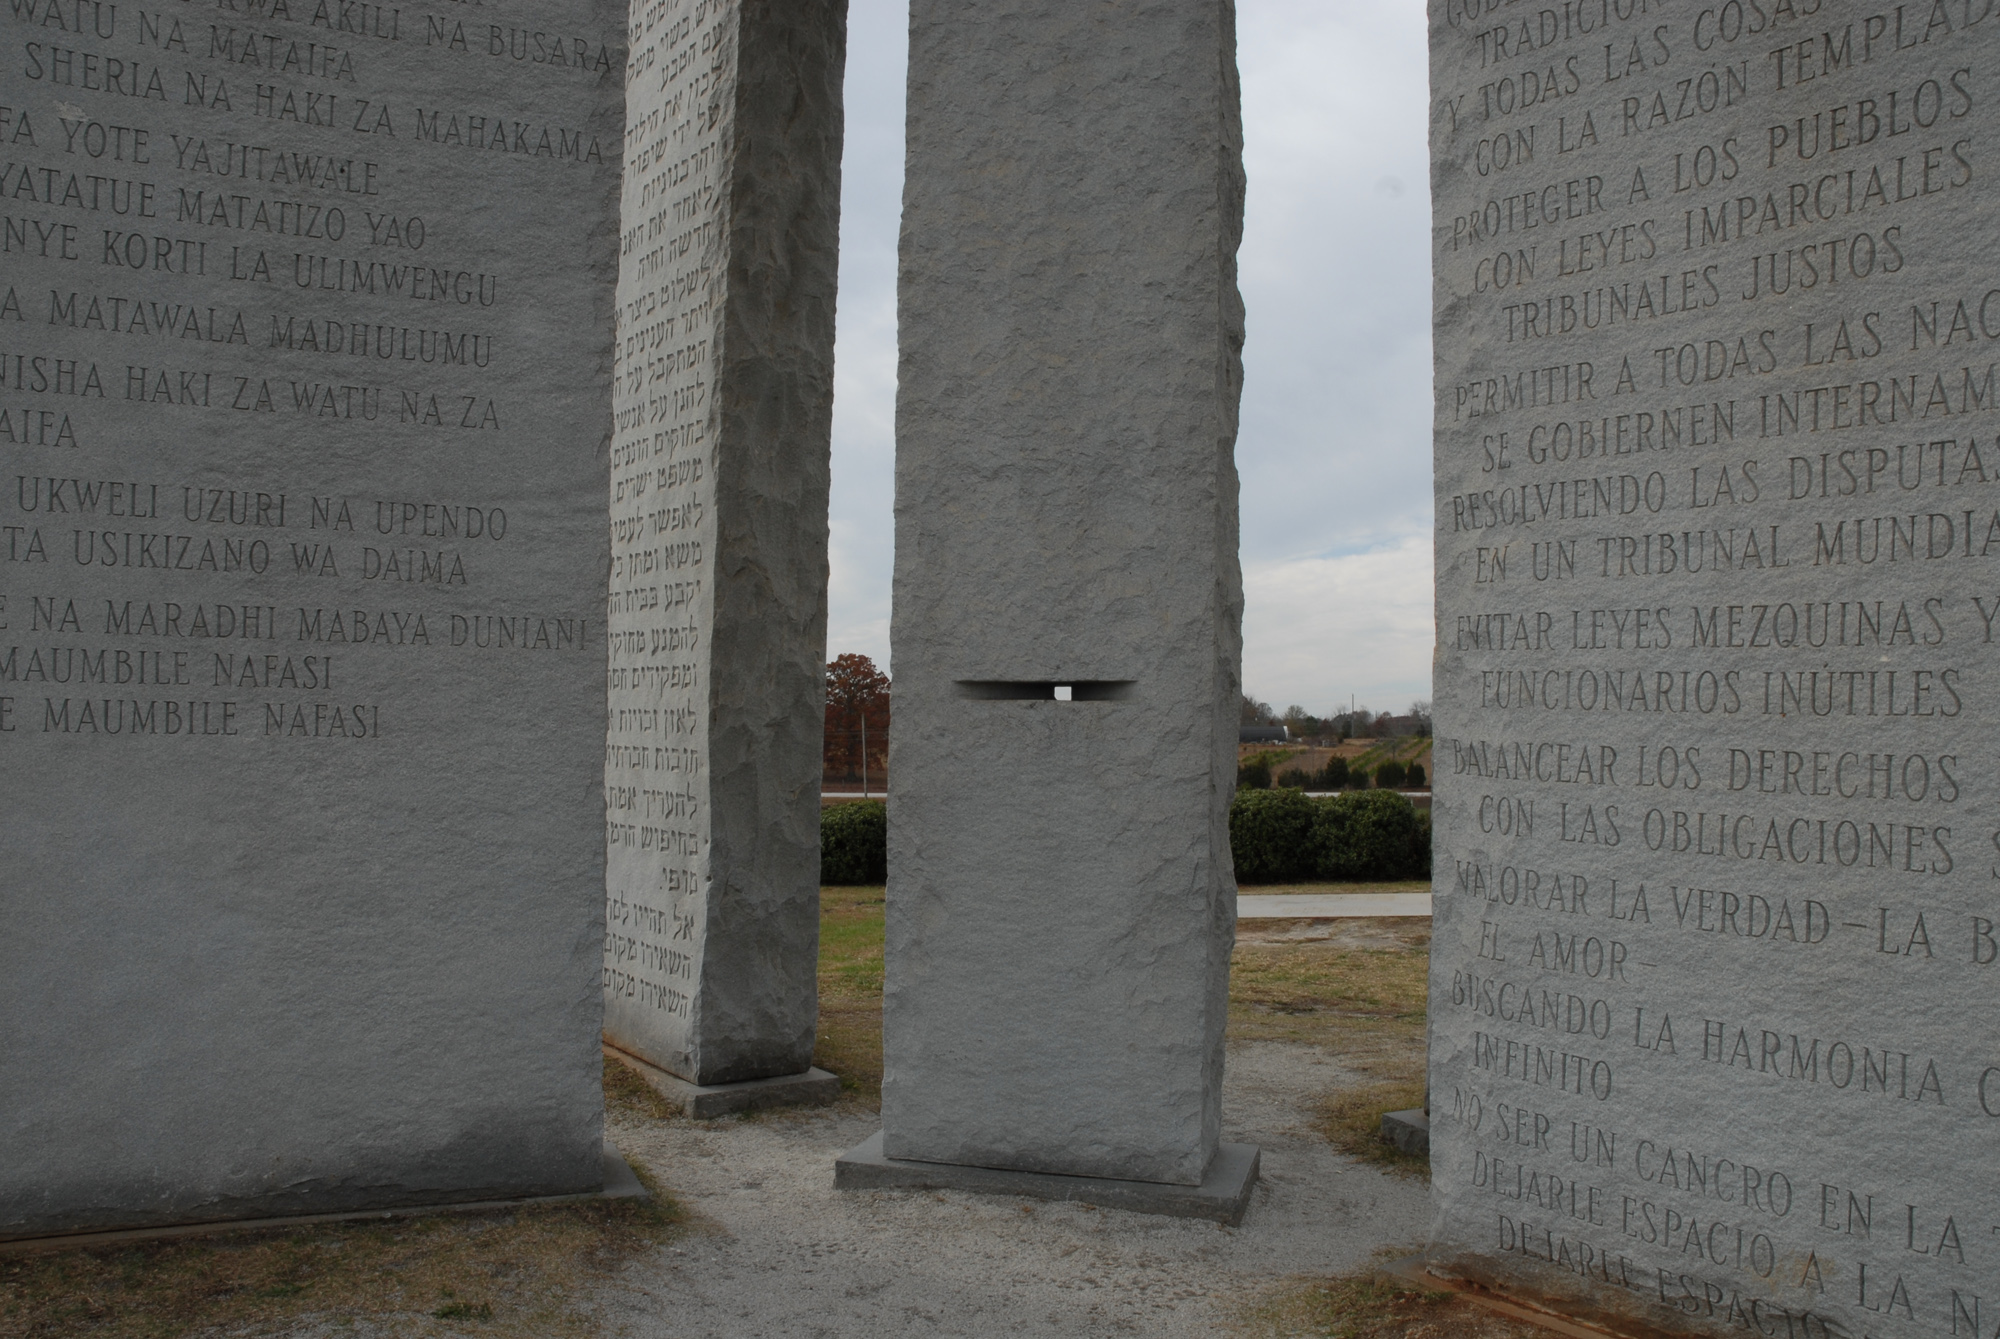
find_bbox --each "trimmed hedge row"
[821,789,1431,887]
[821,799,887,884]
[1230,787,1431,883]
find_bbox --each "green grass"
[816,885,888,1102]
[819,885,885,997]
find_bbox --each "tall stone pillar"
[602,0,846,1114]
[835,0,1258,1222]
[1,1,624,1239]
[1425,0,2000,1332]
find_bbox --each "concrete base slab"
[1238,893,1431,919]
[606,1044,840,1118]
[0,1142,647,1256]
[834,1132,1259,1225]
[1382,1108,1430,1156]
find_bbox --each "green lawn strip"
[816,885,887,1101]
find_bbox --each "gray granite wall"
[0,0,625,1237]
[603,0,845,1086]
[883,0,1246,1187]
[1429,1,2000,1331]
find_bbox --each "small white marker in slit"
[1054,685,1073,701]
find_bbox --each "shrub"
[1375,759,1408,789]
[1410,806,1433,877]
[1319,757,1349,790]
[1276,768,1312,789]
[1311,789,1423,881]
[1237,758,1272,790]
[820,799,887,884]
[1228,787,1315,883]
[1407,762,1426,788]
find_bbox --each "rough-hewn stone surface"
[0,2,624,1238]
[1428,3,2000,1332]
[878,0,1247,1188]
[606,1045,839,1117]
[602,1,846,1087]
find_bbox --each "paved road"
[1238,892,1431,919]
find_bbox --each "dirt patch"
[1245,1266,1548,1339]
[594,1042,1437,1338]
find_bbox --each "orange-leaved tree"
[824,653,890,791]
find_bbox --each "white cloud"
[1243,533,1436,717]
[824,0,907,672]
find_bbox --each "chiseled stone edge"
[606,1044,839,1118]
[1381,1109,1431,1157]
[834,1132,1259,1225]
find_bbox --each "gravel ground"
[594,1040,1432,1338]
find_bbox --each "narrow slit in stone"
[953,680,1136,702]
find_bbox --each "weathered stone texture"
[1428,2,2000,1332]
[881,0,1247,1187]
[0,2,625,1238]
[603,0,846,1086]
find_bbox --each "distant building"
[1239,726,1289,744]
[1372,714,1428,737]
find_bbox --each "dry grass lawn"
[1247,1266,1547,1339]
[0,1116,683,1339]
[1232,915,1431,1174]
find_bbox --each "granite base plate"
[0,1142,647,1255]
[605,1044,840,1118]
[1382,1108,1431,1156]
[834,1132,1259,1224]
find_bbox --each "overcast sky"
[825,0,1434,719]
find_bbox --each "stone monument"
[1,1,624,1237]
[1429,1,2000,1332]
[600,0,845,1117]
[834,0,1258,1222]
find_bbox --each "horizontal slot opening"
[955,680,1136,702]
